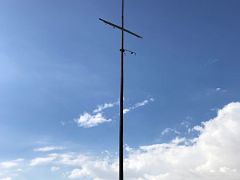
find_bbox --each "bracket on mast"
[99,18,143,39]
[121,49,136,55]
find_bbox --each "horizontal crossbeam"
[99,18,143,39]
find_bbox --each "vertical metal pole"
[119,0,124,179]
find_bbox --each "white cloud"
[74,100,117,128]
[30,156,56,166]
[34,146,65,152]
[74,112,111,128]
[68,168,91,179]
[0,159,23,169]
[192,125,203,132]
[0,177,12,180]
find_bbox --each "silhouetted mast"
[99,0,142,179]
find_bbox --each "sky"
[0,0,240,179]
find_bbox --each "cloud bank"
[69,102,240,179]
[1,102,240,180]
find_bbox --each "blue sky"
[1,0,240,179]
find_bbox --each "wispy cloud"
[29,156,57,166]
[123,97,154,114]
[210,107,219,112]
[74,112,111,128]
[74,97,154,128]
[34,146,65,152]
[93,101,118,113]
[215,87,227,93]
[161,128,180,136]
[203,87,228,97]
[205,58,220,66]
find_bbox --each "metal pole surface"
[119,0,124,179]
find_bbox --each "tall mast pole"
[119,0,124,179]
[99,1,142,179]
